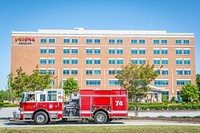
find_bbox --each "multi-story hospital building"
[11,28,196,99]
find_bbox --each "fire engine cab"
[11,89,128,124]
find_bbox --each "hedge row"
[128,102,200,110]
[0,102,18,107]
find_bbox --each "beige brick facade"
[11,29,196,99]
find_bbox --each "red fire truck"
[11,89,128,124]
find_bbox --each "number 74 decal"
[115,101,123,106]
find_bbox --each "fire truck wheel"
[94,111,107,124]
[34,111,48,125]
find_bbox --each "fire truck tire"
[94,111,107,124]
[34,111,48,125]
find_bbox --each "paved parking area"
[1,107,200,118]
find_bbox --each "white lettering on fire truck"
[115,101,123,106]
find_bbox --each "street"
[1,107,200,128]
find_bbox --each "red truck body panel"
[80,89,128,118]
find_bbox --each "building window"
[108,59,115,64]
[176,40,182,44]
[63,49,70,54]
[86,39,92,44]
[184,59,190,65]
[161,40,168,44]
[86,49,92,54]
[139,49,145,54]
[109,80,120,86]
[48,69,55,75]
[154,59,160,65]
[162,91,169,100]
[183,40,190,44]
[139,40,145,44]
[131,39,137,44]
[94,70,101,75]
[109,70,115,75]
[176,80,191,86]
[49,39,55,43]
[40,48,47,54]
[153,40,159,44]
[63,39,70,43]
[108,39,115,44]
[154,80,169,86]
[117,69,122,74]
[176,59,182,65]
[63,59,70,64]
[184,50,190,55]
[117,49,123,54]
[40,39,47,43]
[131,59,138,64]
[40,69,46,74]
[94,49,101,54]
[161,49,168,54]
[94,39,100,44]
[63,69,70,75]
[154,49,160,54]
[154,70,160,75]
[116,39,123,44]
[108,49,115,54]
[184,70,191,75]
[71,70,78,75]
[71,59,78,64]
[86,59,92,64]
[72,39,78,44]
[48,58,55,64]
[162,70,168,75]
[40,59,46,64]
[86,80,101,86]
[94,59,101,64]
[117,59,123,64]
[71,49,78,54]
[176,70,183,75]
[131,49,137,54]
[162,59,168,65]
[49,49,55,54]
[139,59,146,64]
[86,70,92,75]
[176,50,182,55]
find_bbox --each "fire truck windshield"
[20,93,26,102]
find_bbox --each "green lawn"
[1,126,200,133]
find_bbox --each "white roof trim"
[12,29,194,37]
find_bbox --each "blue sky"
[0,0,199,90]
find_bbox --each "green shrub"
[171,96,177,103]
[2,104,18,107]
[0,102,4,106]
[128,102,200,110]
[171,116,177,118]
[194,116,200,118]
[157,115,165,118]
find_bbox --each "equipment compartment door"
[112,96,128,117]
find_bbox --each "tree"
[9,67,30,98]
[8,66,52,99]
[29,66,52,91]
[0,90,10,102]
[196,74,200,90]
[181,83,199,102]
[115,62,158,117]
[63,77,79,95]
